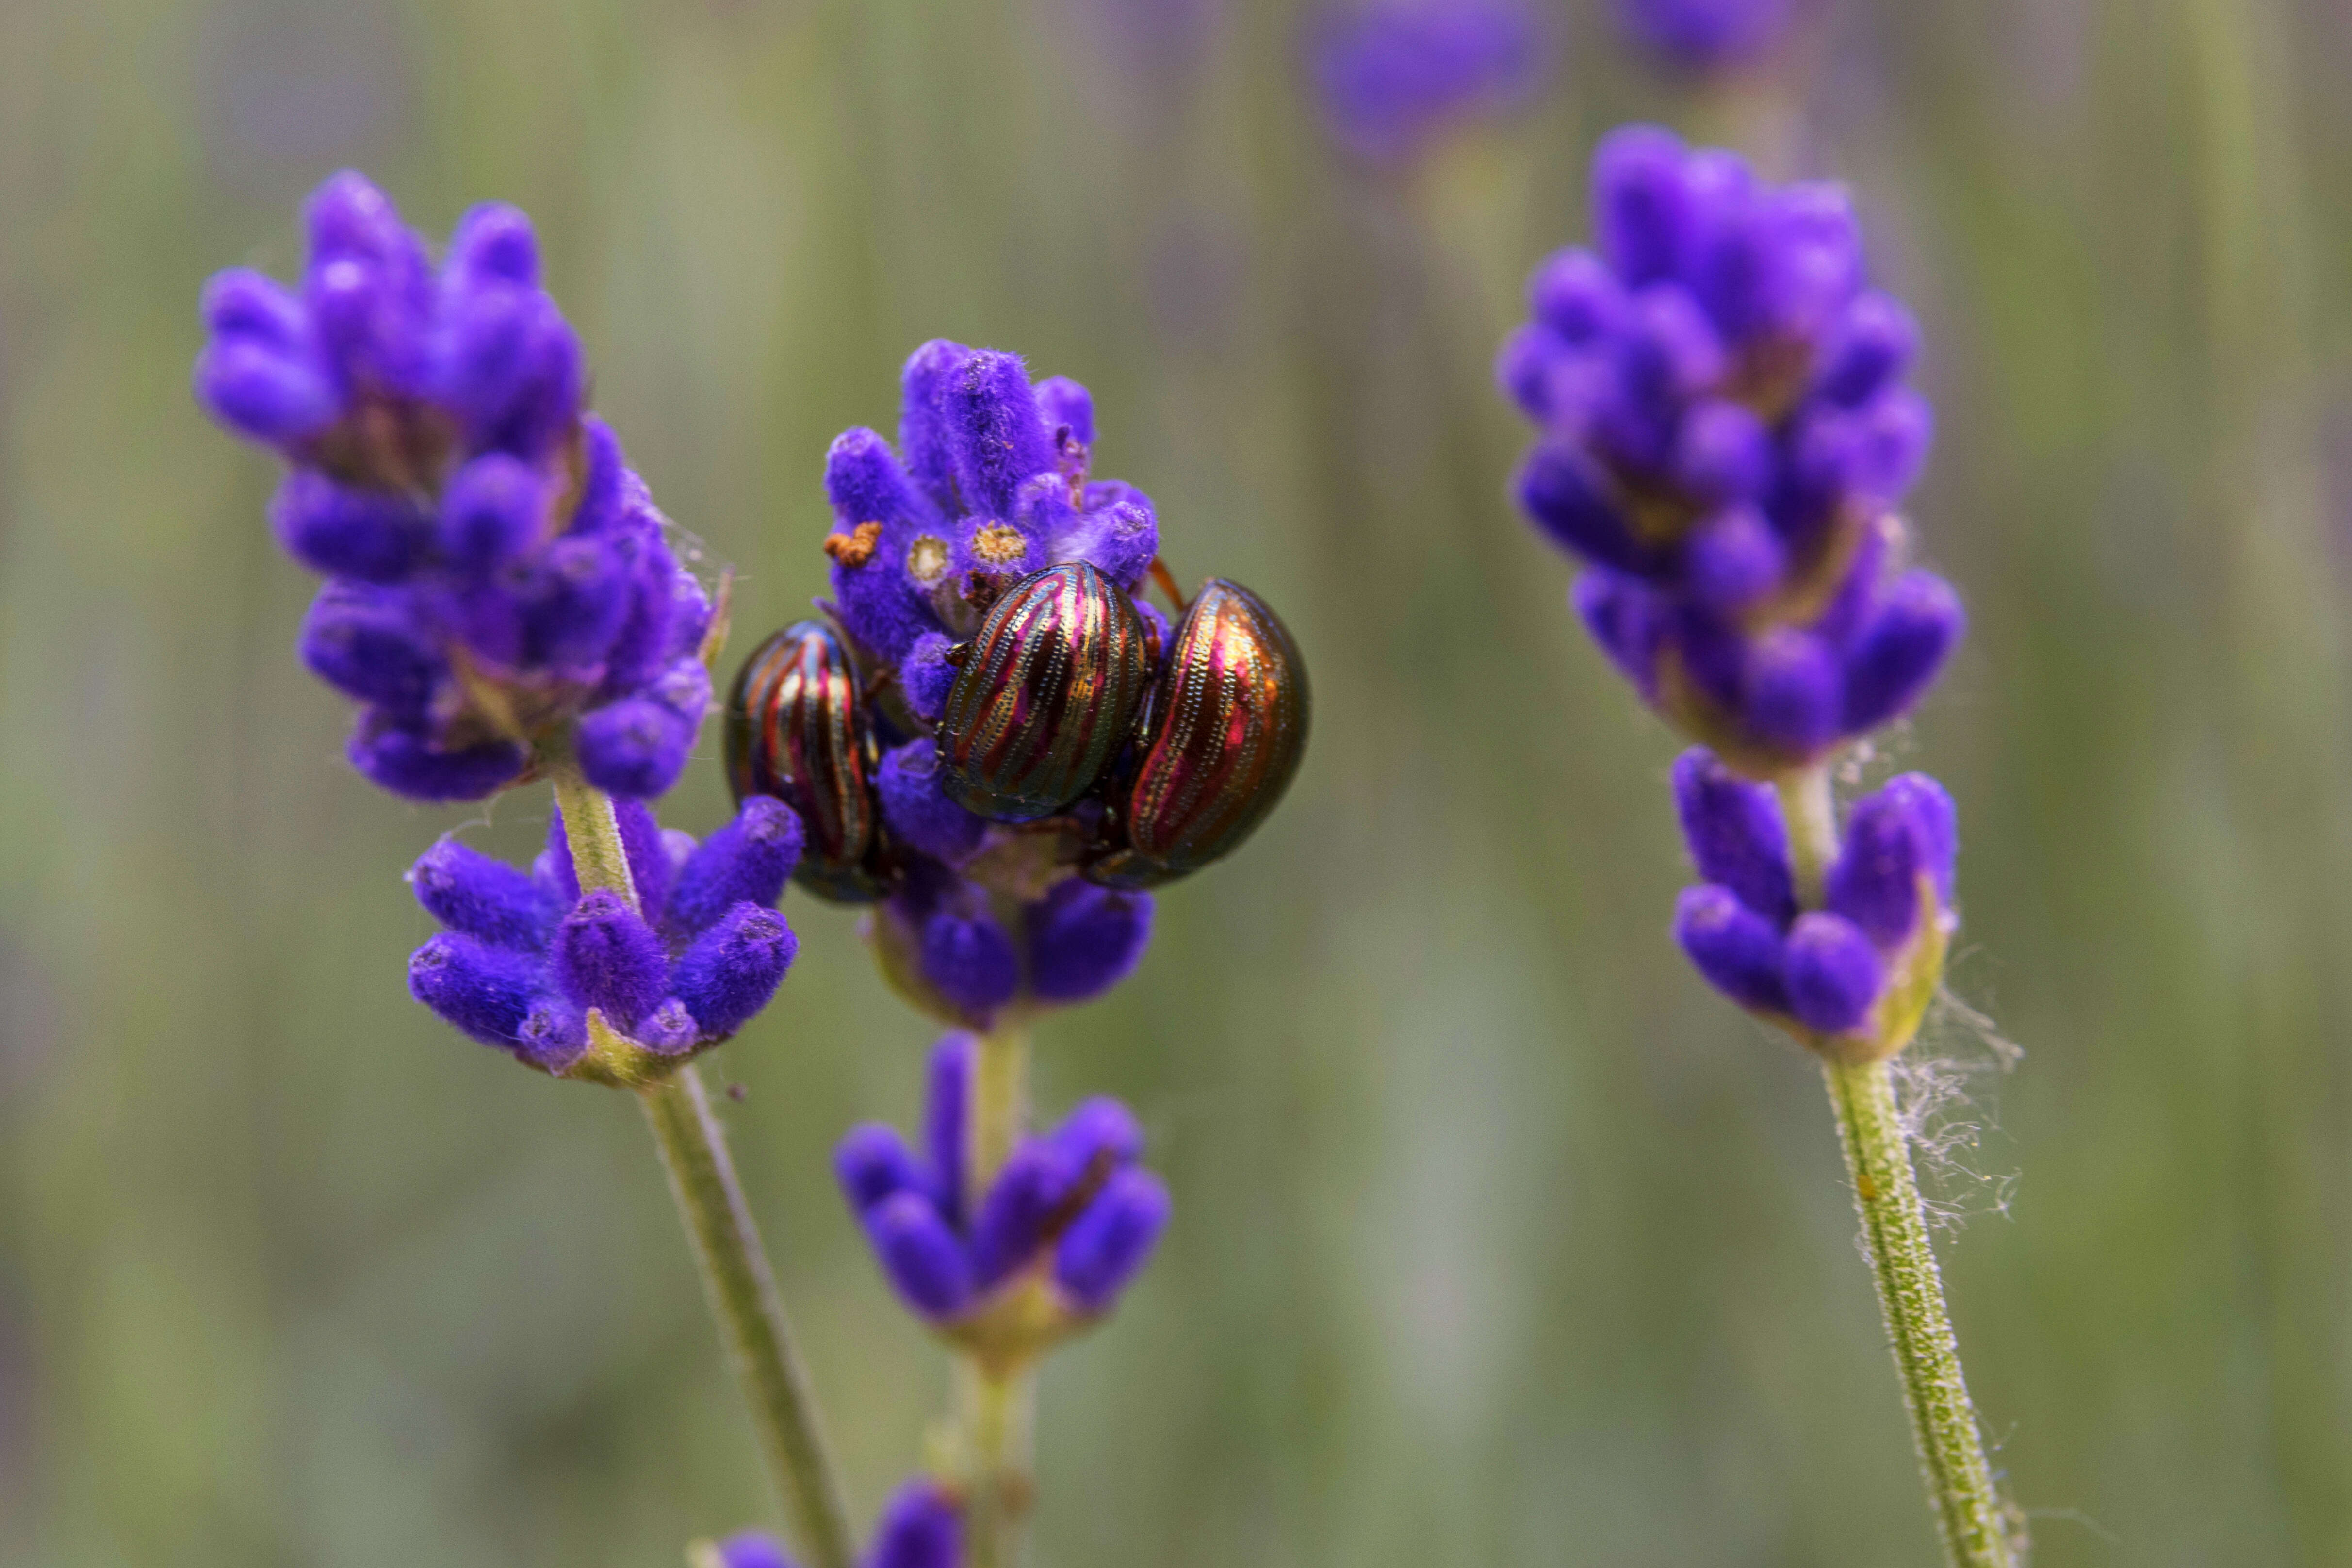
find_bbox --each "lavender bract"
[405,795,802,1082]
[1307,0,1550,165]
[835,1034,1170,1369]
[1499,127,1961,779]
[710,1481,961,1568]
[196,172,712,802]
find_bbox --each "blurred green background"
[3,0,2350,1563]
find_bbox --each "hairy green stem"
[550,753,855,1568]
[959,1022,1037,1568]
[1779,768,2020,1568]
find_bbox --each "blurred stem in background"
[958,1022,1036,1568]
[550,755,857,1568]
[1779,767,2020,1568]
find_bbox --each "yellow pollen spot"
[972,524,1028,566]
[906,534,950,585]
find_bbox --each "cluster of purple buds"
[725,341,1308,1030]
[1498,127,1961,780]
[193,172,713,802]
[1306,0,1549,166]
[403,795,802,1082]
[835,1035,1171,1369]
[1616,0,1792,73]
[1670,752,1954,1059]
[700,1481,960,1568]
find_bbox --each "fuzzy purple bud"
[1055,1167,1171,1312]
[271,473,433,585]
[1025,880,1155,1004]
[550,890,670,1029]
[878,740,990,864]
[1670,749,1795,924]
[919,912,1021,1021]
[867,1192,975,1318]
[408,838,553,951]
[867,1482,963,1568]
[970,1143,1076,1290]
[666,796,804,936]
[1673,884,1791,1014]
[671,904,797,1038]
[1782,911,1885,1033]
[408,933,541,1047]
[927,1034,974,1228]
[346,714,526,801]
[837,1124,931,1215]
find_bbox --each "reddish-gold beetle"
[725,620,892,902]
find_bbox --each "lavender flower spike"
[197,172,712,801]
[403,796,800,1083]
[1500,127,1960,780]
[834,1034,1169,1370]
[1307,0,1550,166]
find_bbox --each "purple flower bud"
[1572,571,1667,696]
[1743,627,1842,754]
[879,739,990,864]
[1783,911,1886,1033]
[1817,291,1919,408]
[574,693,697,800]
[867,1481,963,1568]
[1530,249,1627,343]
[868,1191,975,1319]
[918,911,1021,1021]
[1882,772,1958,903]
[838,1124,930,1215]
[515,997,588,1072]
[637,998,702,1056]
[1670,749,1796,924]
[447,202,539,287]
[1673,884,1790,1013]
[1674,400,1773,502]
[598,535,690,700]
[271,473,433,584]
[971,1142,1077,1290]
[1035,375,1095,447]
[1025,880,1154,1004]
[1307,0,1548,167]
[1049,489,1159,589]
[202,268,308,350]
[298,585,443,714]
[898,340,972,511]
[550,889,670,1029]
[193,338,338,444]
[1682,504,1785,612]
[1841,569,1963,734]
[900,632,960,723]
[1593,125,1694,287]
[408,837,553,951]
[666,796,805,936]
[519,535,631,670]
[716,1533,797,1568]
[439,453,545,573]
[1825,786,1929,948]
[949,351,1061,521]
[346,713,526,801]
[927,1034,975,1227]
[408,933,541,1047]
[1051,1096,1146,1172]
[1515,444,1655,575]
[1054,1167,1171,1312]
[672,904,797,1038]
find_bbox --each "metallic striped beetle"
[1083,577,1309,889]
[936,561,1155,823]
[724,619,893,903]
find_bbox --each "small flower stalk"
[406,796,804,1085]
[1501,128,2022,1567]
[837,1035,1171,1376]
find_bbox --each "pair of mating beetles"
[725,561,1309,903]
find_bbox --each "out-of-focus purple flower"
[710,1479,962,1568]
[1669,748,1955,1055]
[836,1035,1170,1348]
[1616,0,1793,73]
[196,172,712,802]
[1499,127,1960,778]
[403,795,801,1080]
[1307,0,1551,166]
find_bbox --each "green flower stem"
[959,1022,1038,1568]
[1777,768,2018,1568]
[550,753,855,1568]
